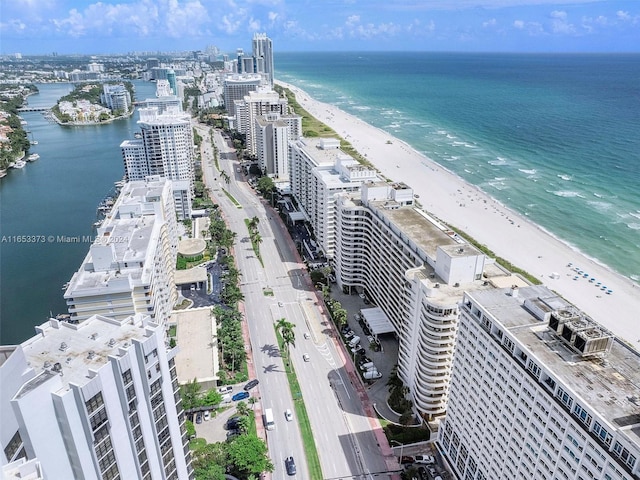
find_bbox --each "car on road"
[244,379,259,391]
[217,385,233,394]
[232,391,250,401]
[203,410,210,421]
[285,456,297,476]
[278,301,284,307]
[302,354,310,362]
[284,409,293,421]
[303,332,310,339]
[414,454,435,465]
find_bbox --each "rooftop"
[469,286,640,444]
[16,314,153,398]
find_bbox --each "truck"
[363,369,382,380]
[348,336,361,348]
[263,408,275,431]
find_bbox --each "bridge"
[17,106,52,112]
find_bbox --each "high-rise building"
[167,70,177,96]
[222,74,263,116]
[255,112,302,178]
[333,182,493,419]
[234,87,288,155]
[0,313,194,479]
[439,285,640,480]
[101,83,131,113]
[64,177,179,325]
[252,33,274,86]
[121,107,194,219]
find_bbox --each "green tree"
[180,379,202,410]
[201,389,223,407]
[226,435,274,478]
[236,401,250,417]
[191,442,228,480]
[275,318,296,365]
[256,176,275,197]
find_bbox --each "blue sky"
[1,0,638,55]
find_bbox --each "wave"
[518,168,537,175]
[557,174,572,181]
[352,105,371,111]
[629,211,640,220]
[586,201,613,212]
[550,190,585,198]
[626,223,640,230]
[488,157,509,166]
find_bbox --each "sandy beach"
[278,81,639,349]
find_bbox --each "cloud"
[346,15,360,27]
[513,20,525,29]
[549,10,575,34]
[483,18,497,28]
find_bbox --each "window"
[572,404,592,427]
[593,422,613,446]
[85,392,105,414]
[556,388,573,409]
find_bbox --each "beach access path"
[277,81,639,349]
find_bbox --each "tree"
[256,176,275,197]
[201,389,223,407]
[236,401,250,417]
[248,397,257,409]
[191,442,228,480]
[226,435,274,478]
[180,379,202,410]
[275,318,296,365]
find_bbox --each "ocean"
[275,52,640,282]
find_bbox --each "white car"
[302,354,310,362]
[278,301,284,307]
[203,410,211,421]
[217,385,233,394]
[284,409,293,421]
[414,454,435,464]
[303,332,310,339]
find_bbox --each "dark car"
[356,348,366,356]
[195,413,202,424]
[340,325,351,334]
[244,379,259,391]
[226,416,241,429]
[285,456,297,476]
[232,391,250,401]
[362,326,371,336]
[399,456,415,464]
[358,356,372,366]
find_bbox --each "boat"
[12,160,27,169]
[134,132,142,139]
[30,140,39,145]
[27,153,40,161]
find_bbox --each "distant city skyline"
[1,0,638,56]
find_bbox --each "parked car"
[203,410,211,421]
[302,354,310,362]
[195,413,202,424]
[358,356,372,366]
[414,455,435,465]
[344,330,355,339]
[244,379,259,391]
[356,347,366,356]
[362,326,371,336]
[226,416,242,429]
[340,325,351,334]
[350,344,361,353]
[399,455,415,464]
[285,456,297,476]
[232,391,250,401]
[284,409,293,421]
[217,385,233,394]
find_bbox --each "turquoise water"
[0,81,157,344]
[275,52,640,281]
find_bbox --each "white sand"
[278,81,639,348]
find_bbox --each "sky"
[1,0,639,55]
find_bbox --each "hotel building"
[438,285,640,480]
[289,138,379,258]
[64,177,179,325]
[333,182,495,419]
[222,73,263,116]
[0,313,193,479]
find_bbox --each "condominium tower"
[252,33,274,86]
[0,313,193,479]
[255,113,302,178]
[222,74,263,116]
[64,177,179,325]
[438,285,640,480]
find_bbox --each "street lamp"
[390,440,404,463]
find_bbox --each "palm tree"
[275,318,296,365]
[248,396,257,410]
[236,401,249,417]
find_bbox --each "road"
[193,121,392,479]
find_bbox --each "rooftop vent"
[59,342,69,352]
[90,333,98,340]
[510,285,519,298]
[107,338,116,347]
[44,361,52,369]
[52,362,62,372]
[454,283,460,287]
[87,350,96,360]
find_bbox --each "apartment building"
[439,285,640,480]
[101,83,131,113]
[252,33,274,86]
[64,177,179,325]
[334,182,496,419]
[121,107,194,219]
[0,313,193,479]
[234,87,288,156]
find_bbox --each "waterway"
[0,80,157,344]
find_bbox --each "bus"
[263,408,275,430]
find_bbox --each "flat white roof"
[361,307,396,336]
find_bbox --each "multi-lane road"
[193,122,392,479]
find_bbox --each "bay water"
[0,80,156,344]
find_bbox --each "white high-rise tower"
[252,33,274,86]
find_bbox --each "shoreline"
[276,80,639,348]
